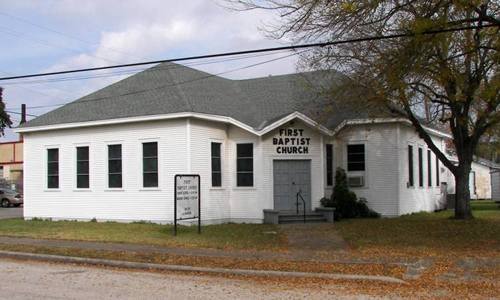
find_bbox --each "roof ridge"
[164,63,194,111]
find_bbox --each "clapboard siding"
[226,126,263,222]
[189,119,231,224]
[334,124,400,216]
[23,116,451,223]
[23,119,188,223]
[397,124,446,214]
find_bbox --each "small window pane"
[237,158,253,172]
[348,144,364,153]
[211,143,221,157]
[143,142,157,157]
[237,173,253,187]
[48,176,58,189]
[237,144,253,157]
[48,162,58,175]
[77,175,89,189]
[108,145,122,159]
[211,157,221,172]
[212,173,221,187]
[143,158,158,172]
[77,161,89,174]
[109,160,122,173]
[76,147,89,160]
[347,144,365,171]
[347,162,365,171]
[109,174,122,188]
[143,173,158,188]
[47,149,58,161]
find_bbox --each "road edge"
[0,250,407,284]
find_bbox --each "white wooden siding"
[334,124,400,216]
[23,116,451,223]
[397,124,446,214]
[23,119,188,223]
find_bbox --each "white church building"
[16,63,451,224]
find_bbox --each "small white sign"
[175,175,199,220]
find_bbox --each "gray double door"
[273,160,311,212]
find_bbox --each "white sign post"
[174,174,200,235]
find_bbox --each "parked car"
[0,188,23,207]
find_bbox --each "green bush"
[322,168,380,219]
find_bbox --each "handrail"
[296,189,306,223]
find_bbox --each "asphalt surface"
[0,207,22,219]
[0,259,359,299]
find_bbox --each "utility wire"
[1,50,292,86]
[3,51,292,112]
[5,110,38,117]
[9,50,305,112]
[0,24,496,82]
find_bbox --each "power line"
[0,24,496,82]
[1,50,292,86]
[2,51,292,112]
[5,110,38,117]
[10,50,305,112]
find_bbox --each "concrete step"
[278,214,327,224]
[279,216,327,224]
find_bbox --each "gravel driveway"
[0,207,23,219]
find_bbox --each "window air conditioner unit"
[348,176,364,187]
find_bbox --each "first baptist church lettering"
[273,128,311,154]
[16,62,452,224]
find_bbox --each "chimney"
[20,104,26,125]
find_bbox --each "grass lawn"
[0,201,497,256]
[334,200,500,257]
[0,220,285,251]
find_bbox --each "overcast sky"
[0,0,299,141]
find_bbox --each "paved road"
[0,207,22,219]
[0,259,360,299]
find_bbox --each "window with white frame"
[347,144,365,171]
[47,148,59,189]
[236,143,253,187]
[211,142,222,187]
[326,144,333,186]
[76,146,89,189]
[427,150,432,187]
[408,145,414,187]
[142,142,158,188]
[108,144,122,188]
[418,147,423,187]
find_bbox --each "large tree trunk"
[454,162,473,219]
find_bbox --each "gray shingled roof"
[22,62,392,130]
